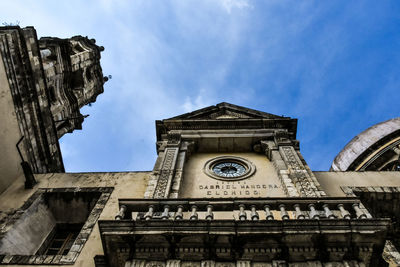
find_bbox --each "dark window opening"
[0,188,112,265]
[382,160,400,171]
[56,120,69,131]
[74,44,84,53]
[48,85,57,103]
[39,223,83,255]
[85,69,92,81]
[71,69,84,89]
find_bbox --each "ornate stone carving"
[279,146,318,197]
[167,132,181,145]
[274,131,291,146]
[209,110,250,119]
[153,147,179,198]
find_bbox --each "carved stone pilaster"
[259,131,326,197]
[153,147,179,198]
[258,140,299,197]
[169,141,195,198]
[279,146,319,197]
[146,134,197,199]
[145,136,180,199]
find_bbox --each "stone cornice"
[99,218,389,266]
[156,118,297,142]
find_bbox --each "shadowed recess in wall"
[0,187,112,265]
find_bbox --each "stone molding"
[0,187,113,265]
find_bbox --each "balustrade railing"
[115,197,372,221]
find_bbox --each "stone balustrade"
[115,197,371,221]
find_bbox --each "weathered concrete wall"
[180,152,285,198]
[0,195,56,255]
[0,171,150,267]
[47,192,100,223]
[315,171,400,196]
[0,56,24,195]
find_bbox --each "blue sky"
[1,1,400,171]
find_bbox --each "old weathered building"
[0,26,104,194]
[1,26,400,267]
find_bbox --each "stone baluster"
[239,204,247,221]
[323,204,335,219]
[279,204,289,220]
[250,205,259,221]
[337,204,351,219]
[190,205,198,220]
[144,205,154,220]
[308,204,319,219]
[293,204,305,219]
[161,205,170,220]
[352,203,367,219]
[175,205,184,220]
[115,205,127,220]
[359,203,372,218]
[206,205,214,220]
[264,205,274,220]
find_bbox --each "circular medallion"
[204,156,256,181]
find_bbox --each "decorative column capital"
[156,141,168,153]
[274,130,292,146]
[272,130,300,150]
[259,140,276,160]
[167,132,181,146]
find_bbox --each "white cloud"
[220,0,253,14]
[3,1,394,172]
[182,89,213,112]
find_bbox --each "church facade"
[0,26,400,267]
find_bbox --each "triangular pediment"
[167,102,284,120]
[156,102,297,142]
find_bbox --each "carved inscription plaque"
[180,153,285,198]
[198,180,281,197]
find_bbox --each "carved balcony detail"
[99,197,389,267]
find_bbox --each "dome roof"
[331,117,400,171]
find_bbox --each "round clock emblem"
[204,156,256,181]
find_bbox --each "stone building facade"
[0,26,105,194]
[1,26,400,267]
